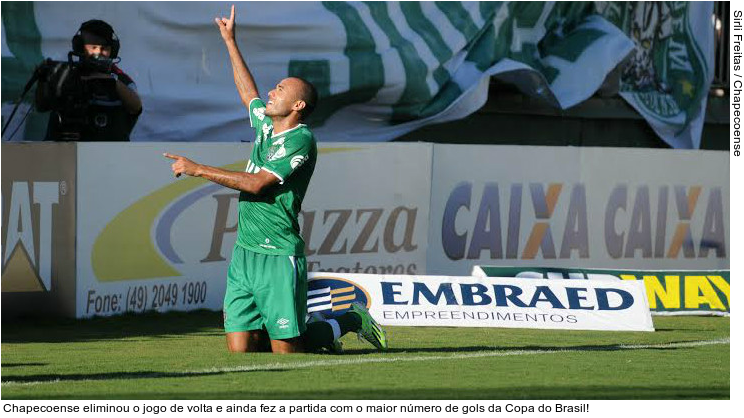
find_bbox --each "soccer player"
[164,5,387,354]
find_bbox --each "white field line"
[2,338,730,387]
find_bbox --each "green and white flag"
[1,2,713,147]
[599,2,715,149]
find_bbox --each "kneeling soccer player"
[164,5,387,354]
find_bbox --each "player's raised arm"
[215,4,260,109]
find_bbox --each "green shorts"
[223,245,307,340]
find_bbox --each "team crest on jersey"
[261,123,271,143]
[267,144,287,162]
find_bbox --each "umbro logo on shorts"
[277,318,290,329]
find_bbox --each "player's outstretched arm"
[164,153,277,195]
[215,4,260,109]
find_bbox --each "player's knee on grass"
[270,337,304,354]
[226,330,271,353]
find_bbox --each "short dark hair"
[294,77,318,120]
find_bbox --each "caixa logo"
[307,276,370,316]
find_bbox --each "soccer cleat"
[349,302,388,351]
[327,336,344,354]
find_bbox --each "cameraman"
[36,20,142,141]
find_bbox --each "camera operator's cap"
[80,31,109,46]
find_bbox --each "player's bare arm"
[164,153,277,195]
[215,5,259,109]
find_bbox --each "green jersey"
[236,98,317,256]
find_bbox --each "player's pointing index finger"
[163,153,180,160]
[230,4,235,22]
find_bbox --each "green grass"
[1,311,729,399]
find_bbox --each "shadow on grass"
[2,368,285,385]
[2,310,224,343]
[1,339,719,386]
[342,341,713,355]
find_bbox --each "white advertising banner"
[427,146,729,276]
[308,273,654,331]
[76,143,244,317]
[75,142,431,318]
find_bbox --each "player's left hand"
[164,153,200,177]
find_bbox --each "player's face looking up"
[83,43,112,58]
[265,77,306,118]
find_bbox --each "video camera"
[36,53,117,112]
[29,53,120,140]
[1,52,117,140]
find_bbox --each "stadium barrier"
[1,143,728,319]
